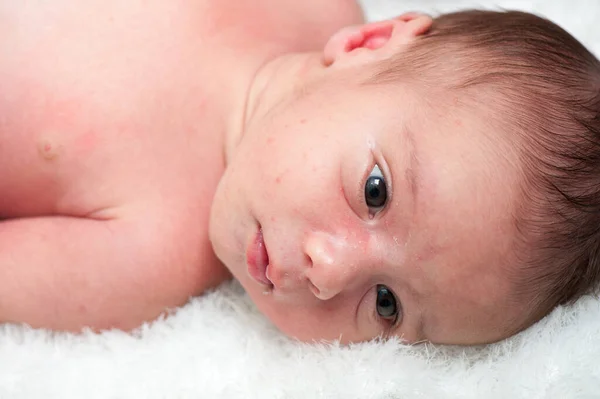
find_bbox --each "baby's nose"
[303,231,365,300]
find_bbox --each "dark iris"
[376,285,398,319]
[365,175,387,209]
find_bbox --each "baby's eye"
[376,284,401,323]
[364,164,388,215]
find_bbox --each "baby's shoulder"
[204,0,364,51]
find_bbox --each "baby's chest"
[0,1,225,219]
[2,123,219,226]
[0,54,226,223]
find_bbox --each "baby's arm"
[0,216,181,331]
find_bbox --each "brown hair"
[371,10,600,326]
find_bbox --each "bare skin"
[1,2,531,346]
[0,0,364,331]
[210,15,530,345]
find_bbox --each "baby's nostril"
[304,252,314,268]
[308,281,320,297]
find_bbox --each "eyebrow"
[388,287,427,343]
[404,126,421,210]
[397,126,426,342]
[382,293,426,343]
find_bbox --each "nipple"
[38,137,62,161]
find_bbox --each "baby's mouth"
[246,227,273,287]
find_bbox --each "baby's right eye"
[364,164,388,216]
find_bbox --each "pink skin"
[211,14,529,345]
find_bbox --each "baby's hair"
[370,10,600,327]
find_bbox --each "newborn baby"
[1,0,598,346]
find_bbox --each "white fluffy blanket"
[3,1,600,398]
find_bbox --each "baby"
[1,0,599,346]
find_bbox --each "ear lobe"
[322,12,433,67]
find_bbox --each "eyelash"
[378,315,400,333]
[361,287,402,336]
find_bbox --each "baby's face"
[210,71,528,345]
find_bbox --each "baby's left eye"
[376,284,401,322]
[364,164,388,215]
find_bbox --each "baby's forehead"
[389,108,528,344]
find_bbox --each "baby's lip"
[246,227,273,287]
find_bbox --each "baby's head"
[210,10,600,345]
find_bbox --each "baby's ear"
[322,12,433,67]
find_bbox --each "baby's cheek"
[352,226,374,258]
[330,214,372,250]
